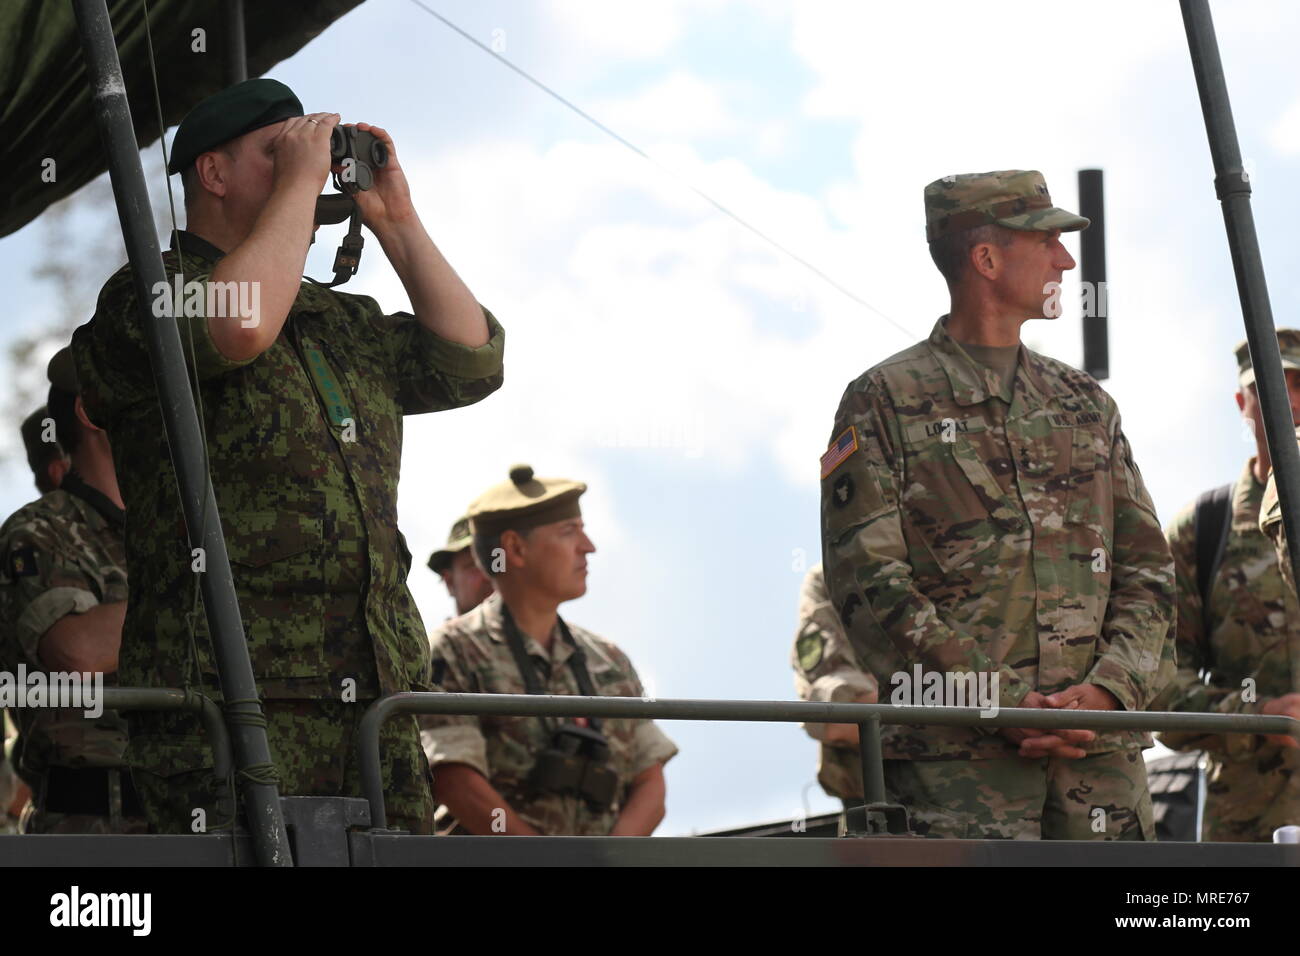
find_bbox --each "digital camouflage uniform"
[71,230,505,834]
[821,315,1175,840]
[1157,459,1300,841]
[422,593,678,835]
[0,476,146,834]
[791,564,876,801]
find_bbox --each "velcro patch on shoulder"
[8,543,38,578]
[820,427,859,479]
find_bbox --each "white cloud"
[1269,97,1300,155]
[587,72,739,141]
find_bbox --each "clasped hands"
[1000,684,1120,760]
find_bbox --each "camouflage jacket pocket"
[223,512,328,680]
[900,418,1023,575]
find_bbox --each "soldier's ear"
[72,396,104,435]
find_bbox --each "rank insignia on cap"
[8,544,38,578]
[820,427,859,479]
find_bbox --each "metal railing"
[358,692,1300,830]
[101,687,232,777]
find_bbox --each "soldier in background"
[21,406,69,495]
[791,563,877,809]
[820,171,1175,839]
[0,349,146,834]
[1157,333,1300,841]
[422,465,677,835]
[428,515,493,616]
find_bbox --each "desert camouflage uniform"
[0,476,146,834]
[821,317,1175,839]
[422,593,677,835]
[791,564,876,801]
[71,230,505,834]
[1157,459,1300,841]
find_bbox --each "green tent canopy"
[0,0,364,239]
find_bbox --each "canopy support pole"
[71,0,292,866]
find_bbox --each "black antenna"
[1077,169,1108,380]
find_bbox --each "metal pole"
[224,0,247,84]
[856,715,886,805]
[1078,169,1108,380]
[71,0,291,866]
[1181,0,1300,586]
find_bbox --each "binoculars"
[528,723,620,810]
[329,125,388,192]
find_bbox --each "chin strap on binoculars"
[307,205,366,289]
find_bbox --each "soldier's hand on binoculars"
[271,112,339,193]
[348,123,417,231]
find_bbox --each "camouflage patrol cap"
[924,170,1089,242]
[167,78,304,175]
[1236,329,1300,387]
[468,465,587,538]
[427,515,473,574]
[47,347,78,393]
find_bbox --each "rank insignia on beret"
[8,544,38,578]
[820,427,858,479]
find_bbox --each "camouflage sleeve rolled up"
[820,380,1033,710]
[348,293,506,415]
[1082,419,1176,711]
[0,499,124,668]
[791,565,877,743]
[420,630,490,779]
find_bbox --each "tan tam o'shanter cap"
[468,464,586,539]
[924,170,1090,242]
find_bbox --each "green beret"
[468,465,586,539]
[47,347,78,393]
[1236,329,1300,387]
[168,78,304,175]
[427,515,473,574]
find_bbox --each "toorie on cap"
[167,78,304,174]
[47,346,78,393]
[467,464,586,539]
[924,170,1090,242]
[1235,329,1300,388]
[427,515,473,574]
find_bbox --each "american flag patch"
[820,427,859,479]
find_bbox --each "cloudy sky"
[3,0,1299,834]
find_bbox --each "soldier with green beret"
[820,170,1175,839]
[790,563,878,812]
[422,465,677,835]
[1159,331,1300,840]
[428,515,492,617]
[70,77,505,834]
[0,348,147,834]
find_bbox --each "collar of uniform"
[927,316,1005,406]
[483,593,575,664]
[59,470,125,533]
[170,229,226,263]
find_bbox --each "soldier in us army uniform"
[428,515,493,617]
[820,171,1175,840]
[422,465,677,835]
[1156,333,1300,841]
[70,79,504,834]
[0,349,147,834]
[791,563,877,809]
